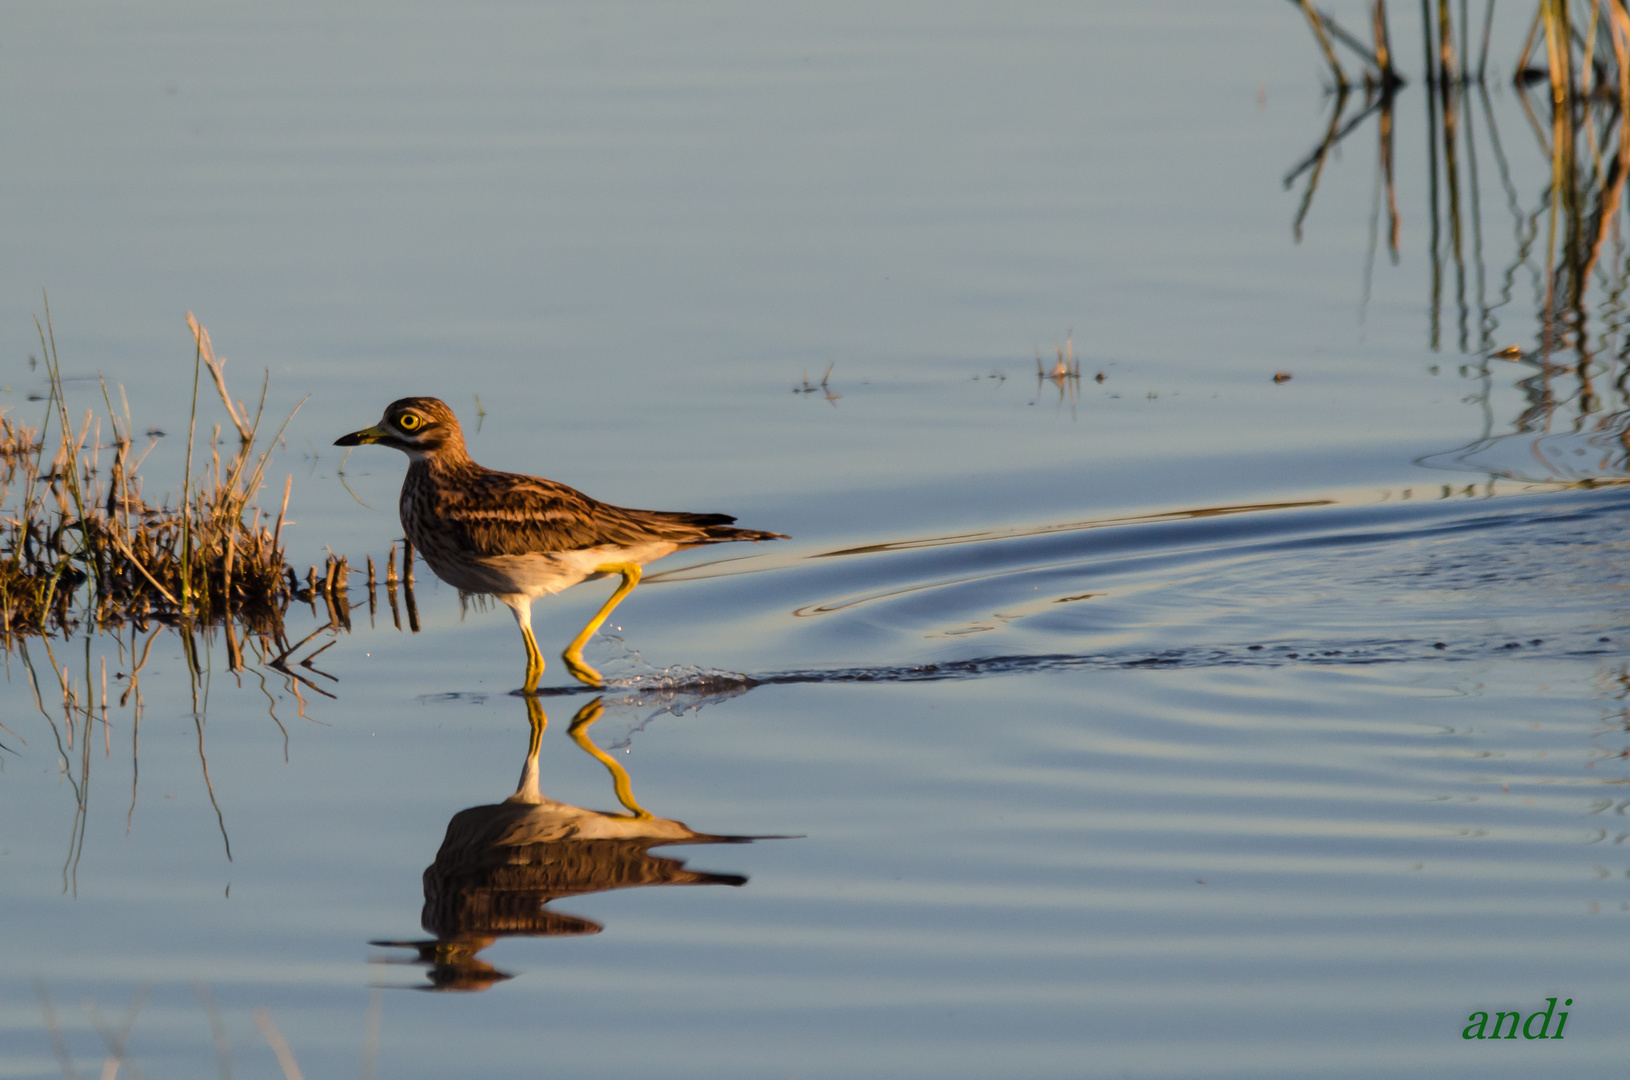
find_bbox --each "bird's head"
[335,397,466,461]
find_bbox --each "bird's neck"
[411,440,477,474]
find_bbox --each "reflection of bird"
[374,697,757,992]
[336,397,786,689]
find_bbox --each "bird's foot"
[520,659,546,695]
[561,651,606,688]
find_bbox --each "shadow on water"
[1289,1,1630,486]
[372,695,773,993]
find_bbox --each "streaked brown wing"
[431,471,723,557]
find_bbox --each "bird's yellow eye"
[397,413,423,431]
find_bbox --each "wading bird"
[336,397,785,690]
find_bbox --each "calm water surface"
[4,3,1630,1077]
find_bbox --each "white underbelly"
[421,542,680,600]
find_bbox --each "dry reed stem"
[188,312,253,443]
[1372,0,1394,79]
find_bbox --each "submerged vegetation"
[4,310,424,890]
[0,309,411,663]
[1290,1,1630,482]
[1291,0,1630,357]
[3,310,299,637]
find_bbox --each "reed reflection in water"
[374,695,764,992]
[1290,1,1630,483]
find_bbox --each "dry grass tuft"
[0,309,321,640]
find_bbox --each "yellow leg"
[521,621,545,694]
[561,562,641,687]
[567,697,651,819]
[506,598,546,694]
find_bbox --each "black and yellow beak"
[334,423,389,447]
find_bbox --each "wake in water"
[432,488,1630,709]
[523,625,1626,702]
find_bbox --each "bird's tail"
[662,511,788,544]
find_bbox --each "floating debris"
[1037,333,1081,382]
[793,363,839,404]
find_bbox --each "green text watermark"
[1462,998,1571,1040]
